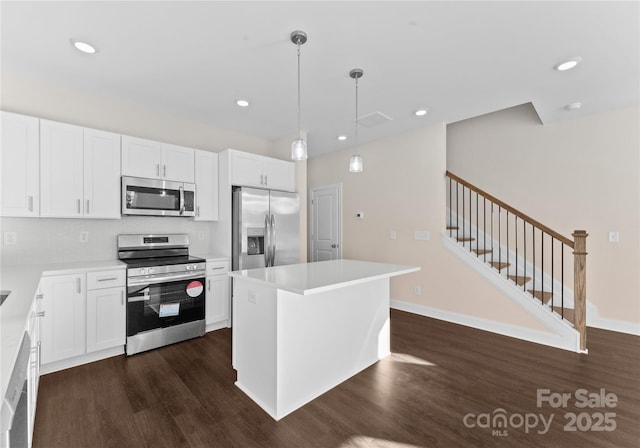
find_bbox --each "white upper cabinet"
[194,149,219,221]
[1,111,40,217]
[121,135,195,182]
[40,120,84,217]
[83,128,121,218]
[229,150,295,192]
[162,143,195,183]
[40,120,121,219]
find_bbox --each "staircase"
[445,171,588,353]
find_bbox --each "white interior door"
[310,184,341,262]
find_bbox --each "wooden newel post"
[572,230,588,352]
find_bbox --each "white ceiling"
[2,1,638,157]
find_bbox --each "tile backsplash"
[0,217,212,265]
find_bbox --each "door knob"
[331,244,338,248]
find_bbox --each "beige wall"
[308,123,551,332]
[447,104,640,324]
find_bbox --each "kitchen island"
[229,259,420,420]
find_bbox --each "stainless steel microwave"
[121,176,196,217]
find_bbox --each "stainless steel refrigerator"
[232,186,300,270]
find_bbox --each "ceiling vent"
[357,112,393,128]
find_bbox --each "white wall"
[447,104,640,325]
[308,123,551,333]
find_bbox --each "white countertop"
[0,260,125,400]
[228,259,420,295]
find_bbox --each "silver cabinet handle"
[35,311,46,318]
[77,199,81,214]
[36,293,44,300]
[260,174,264,185]
[28,195,33,212]
[121,290,124,305]
[264,174,268,186]
[156,163,160,177]
[163,165,167,178]
[196,205,200,217]
[76,277,81,294]
[86,199,90,214]
[98,277,118,282]
[207,278,211,292]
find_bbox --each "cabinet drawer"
[207,260,230,276]
[87,269,126,290]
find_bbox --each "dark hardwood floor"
[33,310,640,448]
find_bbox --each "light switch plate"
[608,231,620,243]
[389,230,397,240]
[414,230,430,241]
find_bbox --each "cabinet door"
[230,152,264,188]
[194,150,219,221]
[84,128,121,218]
[86,287,126,353]
[206,275,230,325]
[263,158,296,192]
[27,296,41,446]
[40,120,84,217]
[40,274,85,365]
[121,135,162,179]
[1,111,40,217]
[161,143,195,182]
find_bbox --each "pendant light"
[290,30,308,161]
[349,68,364,173]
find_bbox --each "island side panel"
[232,279,278,419]
[275,277,391,420]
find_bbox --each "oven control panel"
[128,262,206,278]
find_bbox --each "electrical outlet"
[198,231,206,241]
[248,290,257,304]
[608,231,620,243]
[3,232,17,246]
[79,231,89,243]
[414,286,421,296]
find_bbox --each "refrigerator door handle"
[270,214,276,266]
[264,213,270,267]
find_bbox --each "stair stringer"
[442,233,582,353]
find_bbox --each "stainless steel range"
[117,234,205,355]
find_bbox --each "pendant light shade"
[349,154,363,172]
[349,68,364,173]
[290,30,308,161]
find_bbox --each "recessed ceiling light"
[554,57,582,71]
[565,102,582,111]
[71,39,96,54]
[415,109,428,117]
[337,135,347,141]
[236,99,249,107]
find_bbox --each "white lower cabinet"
[40,268,126,371]
[86,286,126,353]
[40,273,86,365]
[27,291,43,448]
[206,259,231,331]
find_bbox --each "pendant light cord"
[297,40,302,139]
[354,76,359,146]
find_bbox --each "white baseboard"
[587,311,640,336]
[41,345,124,375]
[390,299,581,352]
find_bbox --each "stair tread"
[490,261,510,270]
[472,248,492,255]
[508,274,531,286]
[456,237,475,242]
[528,289,553,304]
[552,306,574,323]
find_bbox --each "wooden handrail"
[446,171,574,248]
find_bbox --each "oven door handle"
[127,272,205,286]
